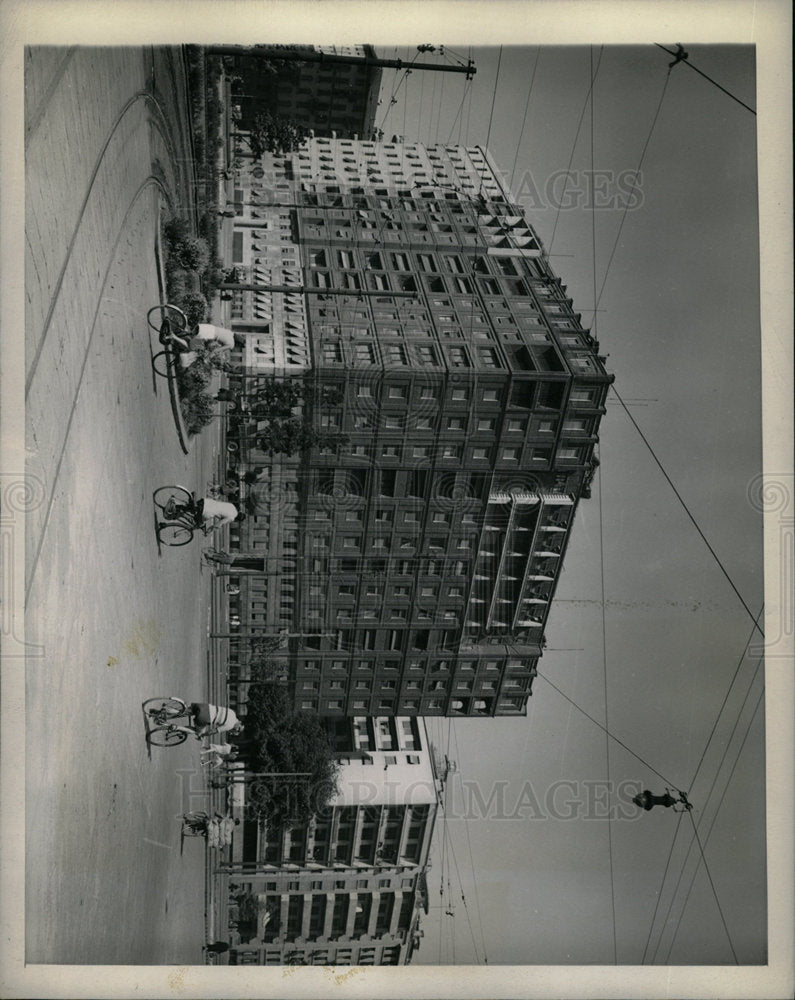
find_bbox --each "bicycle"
[142,696,193,747]
[147,304,191,378]
[153,486,212,547]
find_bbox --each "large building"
[219,137,612,719]
[228,45,382,141]
[216,716,441,965]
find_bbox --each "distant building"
[218,717,441,965]
[219,138,612,718]
[228,44,382,140]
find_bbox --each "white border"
[1,2,792,997]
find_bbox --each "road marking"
[143,837,172,849]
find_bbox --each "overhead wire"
[377,56,418,132]
[591,66,671,320]
[463,50,474,146]
[434,73,446,144]
[549,47,604,254]
[589,45,599,342]
[508,47,541,195]
[610,385,764,638]
[444,820,483,963]
[586,57,616,959]
[652,648,765,962]
[640,809,686,964]
[663,685,764,963]
[646,616,764,963]
[686,809,740,963]
[596,468,618,962]
[428,69,439,146]
[536,671,683,789]
[445,79,472,145]
[484,45,503,152]
[688,605,766,790]
[452,723,490,963]
[654,43,756,115]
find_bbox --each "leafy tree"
[242,680,340,823]
[248,377,305,416]
[256,418,348,456]
[245,111,309,157]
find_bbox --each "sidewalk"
[203,61,244,961]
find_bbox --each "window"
[385,343,408,366]
[563,418,590,434]
[502,446,520,461]
[448,347,470,368]
[415,344,438,365]
[451,388,468,402]
[477,418,495,432]
[323,343,343,364]
[479,348,501,368]
[355,343,376,365]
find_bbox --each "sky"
[377,44,766,966]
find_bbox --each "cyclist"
[195,497,241,530]
[164,323,242,353]
[169,702,244,741]
[163,494,241,531]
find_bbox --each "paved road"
[24,47,220,964]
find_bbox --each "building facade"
[218,716,440,965]
[220,138,613,719]
[230,45,382,141]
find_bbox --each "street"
[24,47,219,964]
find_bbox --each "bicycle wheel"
[144,697,187,719]
[158,523,194,547]
[149,726,188,747]
[153,485,192,515]
[152,350,174,378]
[147,304,188,337]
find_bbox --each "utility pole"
[207,46,476,80]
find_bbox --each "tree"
[256,418,348,456]
[242,680,340,823]
[246,111,309,156]
[247,377,305,416]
